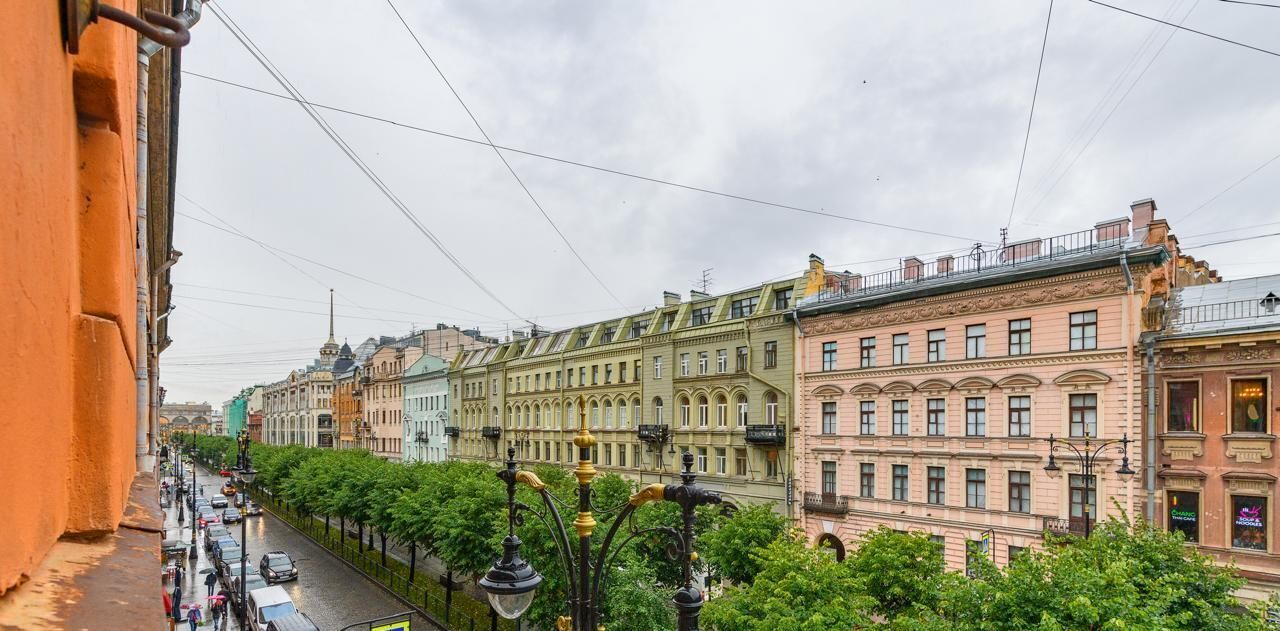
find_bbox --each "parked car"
[198,508,220,528]
[221,560,254,588]
[223,507,243,523]
[229,573,269,611]
[243,501,262,516]
[266,613,321,631]
[235,492,248,507]
[246,586,297,631]
[259,551,298,583]
[194,497,211,509]
[211,536,237,559]
[215,545,243,579]
[203,524,230,550]
[211,495,228,509]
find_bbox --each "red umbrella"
[207,594,227,602]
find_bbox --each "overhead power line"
[174,294,426,325]
[206,2,528,322]
[1005,0,1055,229]
[1218,0,1280,8]
[1086,0,1280,58]
[181,70,991,245]
[1180,231,1280,249]
[1174,150,1280,222]
[384,0,625,309]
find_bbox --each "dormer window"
[690,306,713,326]
[730,297,758,319]
[602,326,617,344]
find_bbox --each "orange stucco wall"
[0,1,140,594]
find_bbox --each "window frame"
[821,402,838,435]
[762,342,776,369]
[965,468,986,509]
[927,398,946,436]
[1069,393,1098,438]
[966,324,986,359]
[927,329,946,363]
[1008,470,1031,513]
[927,466,946,505]
[965,397,986,437]
[822,341,838,372]
[859,401,876,435]
[860,337,876,368]
[859,463,875,498]
[821,461,837,495]
[1069,310,1098,351]
[891,399,909,436]
[1166,380,1201,433]
[892,464,909,501]
[1229,377,1269,434]
[1008,395,1031,438]
[892,333,910,365]
[1008,318,1031,356]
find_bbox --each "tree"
[699,503,788,585]
[702,534,875,631]
[844,527,946,619]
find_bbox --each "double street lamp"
[187,430,198,559]
[480,398,721,631]
[1042,433,1135,538]
[234,429,258,623]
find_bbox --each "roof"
[1160,273,1280,339]
[404,353,448,379]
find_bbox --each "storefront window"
[1231,496,1267,551]
[1167,491,1199,543]
[1231,379,1267,433]
[1166,382,1199,432]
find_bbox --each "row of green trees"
[182,434,788,631]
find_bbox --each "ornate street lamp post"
[188,430,198,560]
[480,397,721,631]
[234,430,258,625]
[1043,433,1135,538]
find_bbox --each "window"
[965,397,986,437]
[660,312,676,333]
[966,324,986,359]
[602,326,617,344]
[1167,382,1200,432]
[696,448,708,473]
[575,332,591,349]
[774,288,793,310]
[1069,393,1098,438]
[698,397,709,427]
[604,364,613,384]
[737,346,749,371]
[579,367,586,386]
[566,370,573,388]
[556,372,562,389]
[590,401,600,427]
[717,396,728,427]
[1008,396,1031,437]
[859,401,876,435]
[1069,311,1098,350]
[1008,471,1030,513]
[765,455,779,478]
[822,342,838,371]
[893,333,910,365]
[717,349,728,373]
[1168,490,1200,543]
[892,465,909,501]
[965,469,986,509]
[634,359,642,381]
[679,354,690,377]
[765,392,778,424]
[604,401,613,427]
[730,297,758,318]
[1070,474,1096,532]
[1231,378,1268,433]
[860,337,876,368]
[821,461,837,495]
[629,319,650,339]
[860,463,875,498]
[1008,319,1031,355]
[654,356,663,379]
[603,443,612,466]
[927,467,946,505]
[633,444,641,468]
[715,448,727,474]
[927,398,946,436]
[592,366,599,385]
[654,398,664,424]
[966,540,985,577]
[691,306,713,326]
[618,443,626,467]
[698,352,709,375]
[760,342,775,369]
[735,449,747,476]
[1008,545,1027,564]
[736,394,749,426]
[821,402,838,435]
[680,398,690,428]
[892,400,909,436]
[1234,496,1269,551]
[927,329,946,362]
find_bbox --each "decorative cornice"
[803,273,1129,335]
[800,350,1126,382]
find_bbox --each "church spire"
[319,288,340,370]
[327,288,336,344]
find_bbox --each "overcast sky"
[162,0,1280,405]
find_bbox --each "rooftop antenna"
[694,267,714,293]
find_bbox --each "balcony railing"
[1042,516,1090,537]
[481,426,502,439]
[1167,297,1279,327]
[808,227,1126,306]
[415,431,428,444]
[803,492,848,514]
[745,424,786,445]
[637,424,670,442]
[443,426,460,437]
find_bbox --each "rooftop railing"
[1167,297,1279,326]
[809,227,1127,306]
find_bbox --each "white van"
[246,585,298,631]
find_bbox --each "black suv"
[259,551,298,583]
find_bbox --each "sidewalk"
[161,469,239,631]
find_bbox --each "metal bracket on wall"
[62,0,192,54]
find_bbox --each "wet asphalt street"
[164,463,428,630]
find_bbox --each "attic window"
[1261,292,1279,314]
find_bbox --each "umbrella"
[198,568,217,575]
[181,603,202,610]
[207,595,227,602]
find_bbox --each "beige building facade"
[793,200,1206,569]
[449,273,815,514]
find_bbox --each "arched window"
[654,397,665,424]
[618,398,629,428]
[698,396,709,428]
[554,403,563,429]
[604,400,614,428]
[632,398,641,424]
[765,392,779,424]
[816,534,846,561]
[591,401,600,427]
[524,404,532,428]
[716,395,728,427]
[736,394,749,426]
[534,405,542,427]
[680,397,691,428]
[507,406,514,428]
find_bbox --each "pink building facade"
[793,200,1198,570]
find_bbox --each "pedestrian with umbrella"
[171,584,183,623]
[216,589,232,631]
[208,594,225,630]
[204,568,217,597]
[184,603,203,631]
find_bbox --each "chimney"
[903,257,923,281]
[1095,217,1130,243]
[1131,198,1156,232]
[663,291,681,306]
[937,255,954,274]
[804,254,827,296]
[690,290,710,300]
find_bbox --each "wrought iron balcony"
[637,424,670,442]
[415,431,428,444]
[745,424,786,445]
[802,492,848,514]
[443,426,460,438]
[481,426,502,439]
[1042,516,1089,536]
